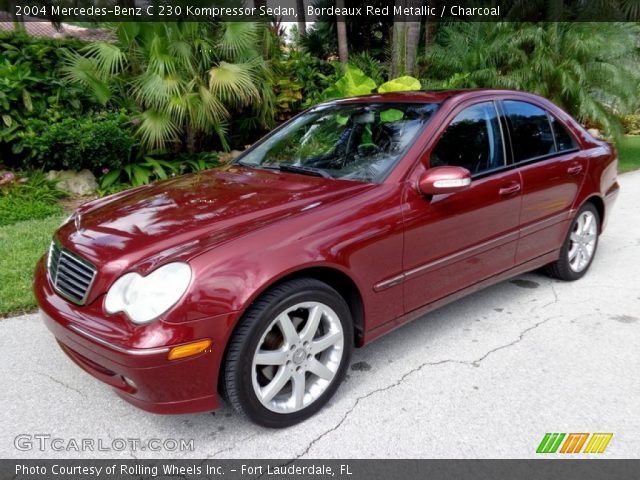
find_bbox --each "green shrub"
[0,33,95,163]
[349,51,387,86]
[291,52,341,108]
[0,33,88,79]
[14,111,136,173]
[0,171,66,226]
[271,60,305,122]
[99,151,220,191]
[622,114,640,135]
[318,66,420,102]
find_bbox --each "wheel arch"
[245,266,365,347]
[578,195,605,233]
[277,267,365,346]
[217,265,365,395]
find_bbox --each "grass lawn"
[617,135,640,173]
[0,214,64,317]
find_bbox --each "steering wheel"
[357,143,381,156]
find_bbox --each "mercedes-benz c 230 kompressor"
[35,90,619,427]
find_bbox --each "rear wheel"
[545,203,600,281]
[222,278,353,428]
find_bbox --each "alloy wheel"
[568,210,598,273]
[251,301,344,413]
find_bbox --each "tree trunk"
[186,128,197,154]
[404,0,423,75]
[423,0,436,52]
[391,0,406,78]
[296,0,306,36]
[335,0,349,67]
[391,0,422,77]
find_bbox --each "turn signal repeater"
[167,339,212,361]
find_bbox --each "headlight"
[105,262,192,324]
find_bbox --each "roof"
[328,89,533,105]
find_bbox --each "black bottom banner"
[1,459,638,480]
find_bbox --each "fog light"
[168,339,212,360]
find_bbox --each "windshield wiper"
[262,164,332,179]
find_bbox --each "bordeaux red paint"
[34,90,619,414]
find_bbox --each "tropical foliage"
[319,65,420,101]
[0,34,94,163]
[301,0,392,60]
[99,152,221,190]
[15,110,136,173]
[420,22,640,135]
[622,114,640,135]
[2,15,640,195]
[62,22,275,152]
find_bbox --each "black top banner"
[2,0,640,23]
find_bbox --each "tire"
[544,202,600,281]
[222,278,354,428]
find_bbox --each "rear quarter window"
[549,115,578,152]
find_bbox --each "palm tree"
[62,22,275,152]
[421,22,640,135]
[335,0,349,66]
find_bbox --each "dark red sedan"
[35,90,619,427]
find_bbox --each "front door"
[401,101,522,313]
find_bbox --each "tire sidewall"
[231,283,354,428]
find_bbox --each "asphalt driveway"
[1,171,639,459]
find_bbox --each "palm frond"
[136,110,180,150]
[217,22,261,60]
[208,61,260,106]
[82,42,127,76]
[60,53,112,104]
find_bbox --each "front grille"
[47,241,97,304]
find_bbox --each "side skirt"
[362,249,560,345]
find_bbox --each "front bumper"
[34,257,237,414]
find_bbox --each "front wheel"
[222,278,353,428]
[545,203,600,281]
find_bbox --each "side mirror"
[418,166,471,196]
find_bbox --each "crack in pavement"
[36,372,86,399]
[294,314,561,459]
[207,432,259,459]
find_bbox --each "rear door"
[500,100,586,263]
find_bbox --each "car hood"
[55,165,370,300]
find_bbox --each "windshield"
[237,102,439,183]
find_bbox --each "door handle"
[567,165,583,176]
[499,182,521,196]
